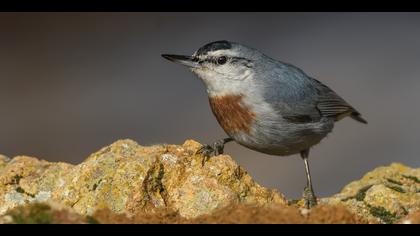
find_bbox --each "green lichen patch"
[5,175,23,186]
[142,159,168,208]
[86,216,100,224]
[367,205,400,224]
[7,203,54,224]
[385,185,406,193]
[386,178,403,185]
[402,175,420,184]
[3,203,89,224]
[342,185,373,202]
[15,186,36,198]
[355,185,373,201]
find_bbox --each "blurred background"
[1,12,419,199]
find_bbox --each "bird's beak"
[161,54,200,68]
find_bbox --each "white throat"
[192,68,254,97]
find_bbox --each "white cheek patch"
[200,65,252,82]
[231,67,252,80]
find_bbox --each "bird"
[161,40,367,208]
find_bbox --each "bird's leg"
[300,149,317,209]
[197,137,234,166]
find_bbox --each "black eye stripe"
[201,56,252,66]
[203,57,227,64]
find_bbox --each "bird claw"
[303,186,317,209]
[196,144,214,156]
[196,140,226,167]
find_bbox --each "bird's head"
[162,40,264,96]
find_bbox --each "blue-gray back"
[256,57,364,123]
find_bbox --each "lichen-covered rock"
[322,163,420,224]
[1,202,366,224]
[1,141,418,224]
[397,211,420,224]
[0,139,286,219]
[0,155,9,170]
[0,156,68,214]
[0,202,88,224]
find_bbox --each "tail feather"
[350,111,367,124]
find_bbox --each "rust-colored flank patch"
[208,94,256,134]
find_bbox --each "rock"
[0,139,286,219]
[0,140,418,224]
[1,202,365,224]
[0,155,9,170]
[0,155,73,215]
[322,163,420,224]
[187,204,366,224]
[0,202,87,224]
[397,211,420,224]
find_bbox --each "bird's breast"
[208,94,256,135]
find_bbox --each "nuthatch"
[162,40,367,208]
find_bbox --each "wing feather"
[314,82,367,123]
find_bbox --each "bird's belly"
[231,118,334,156]
[208,94,334,156]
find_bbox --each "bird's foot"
[196,139,227,167]
[303,186,317,209]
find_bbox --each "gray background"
[1,12,419,199]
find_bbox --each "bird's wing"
[312,78,367,124]
[261,64,366,124]
[317,94,356,120]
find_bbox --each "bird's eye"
[217,56,227,65]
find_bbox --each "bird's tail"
[350,111,367,124]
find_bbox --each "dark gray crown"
[195,40,232,56]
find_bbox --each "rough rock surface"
[0,140,419,224]
[398,211,420,224]
[322,163,420,224]
[0,155,9,170]
[0,139,285,219]
[1,202,366,224]
[0,202,87,224]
